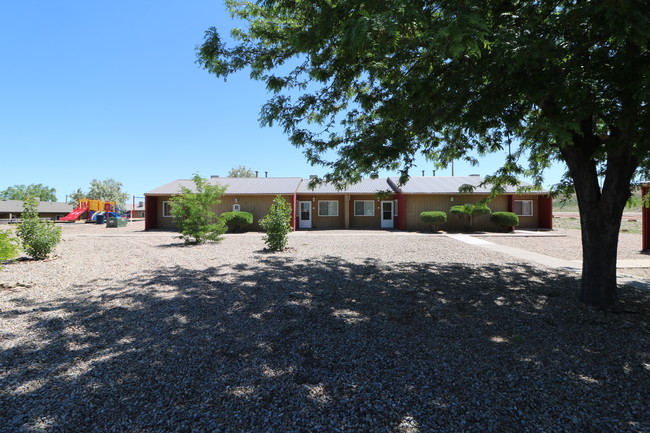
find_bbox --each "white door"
[381,201,394,228]
[298,201,312,228]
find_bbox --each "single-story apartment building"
[0,200,73,223]
[145,175,552,232]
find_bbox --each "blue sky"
[0,1,566,202]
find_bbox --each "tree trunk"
[578,204,623,305]
[560,120,638,307]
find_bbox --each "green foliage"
[227,165,256,178]
[490,212,519,232]
[420,211,447,232]
[1,184,57,201]
[87,179,129,207]
[220,211,254,232]
[16,197,62,260]
[200,1,650,305]
[0,229,21,268]
[260,195,292,251]
[450,203,491,232]
[170,174,227,245]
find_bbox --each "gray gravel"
[486,228,649,261]
[1,222,649,432]
[486,228,650,279]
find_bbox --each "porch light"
[234,198,239,204]
[450,197,454,202]
[312,197,315,202]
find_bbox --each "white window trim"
[162,201,173,217]
[514,200,533,216]
[354,200,375,217]
[318,200,339,217]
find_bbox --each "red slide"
[60,207,87,221]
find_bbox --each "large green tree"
[198,1,650,306]
[0,184,57,202]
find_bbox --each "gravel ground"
[1,222,649,432]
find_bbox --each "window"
[163,201,173,217]
[318,200,339,216]
[354,200,375,216]
[514,200,533,216]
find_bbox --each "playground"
[60,199,121,223]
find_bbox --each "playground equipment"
[60,199,118,222]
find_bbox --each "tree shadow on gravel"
[1,257,649,432]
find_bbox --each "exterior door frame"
[298,201,312,229]
[381,200,394,228]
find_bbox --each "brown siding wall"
[513,195,540,228]
[405,194,508,231]
[216,195,290,231]
[156,195,176,229]
[155,194,292,231]
[349,195,381,229]
[296,194,345,229]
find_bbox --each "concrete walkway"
[447,233,650,291]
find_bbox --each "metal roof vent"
[469,174,480,177]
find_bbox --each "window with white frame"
[514,200,533,216]
[162,201,173,217]
[318,200,339,216]
[354,200,375,216]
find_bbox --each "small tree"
[420,211,447,232]
[450,203,492,232]
[0,229,21,269]
[220,211,254,232]
[16,197,62,260]
[169,174,227,245]
[260,195,292,251]
[227,165,256,178]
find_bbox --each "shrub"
[220,211,253,232]
[169,174,227,244]
[450,203,491,232]
[16,197,62,260]
[490,212,519,232]
[0,229,21,268]
[420,211,447,232]
[260,195,292,251]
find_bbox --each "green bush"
[220,211,254,232]
[490,212,519,232]
[420,211,447,232]
[450,203,492,232]
[169,174,227,244]
[16,197,62,260]
[0,229,21,268]
[260,195,292,251]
